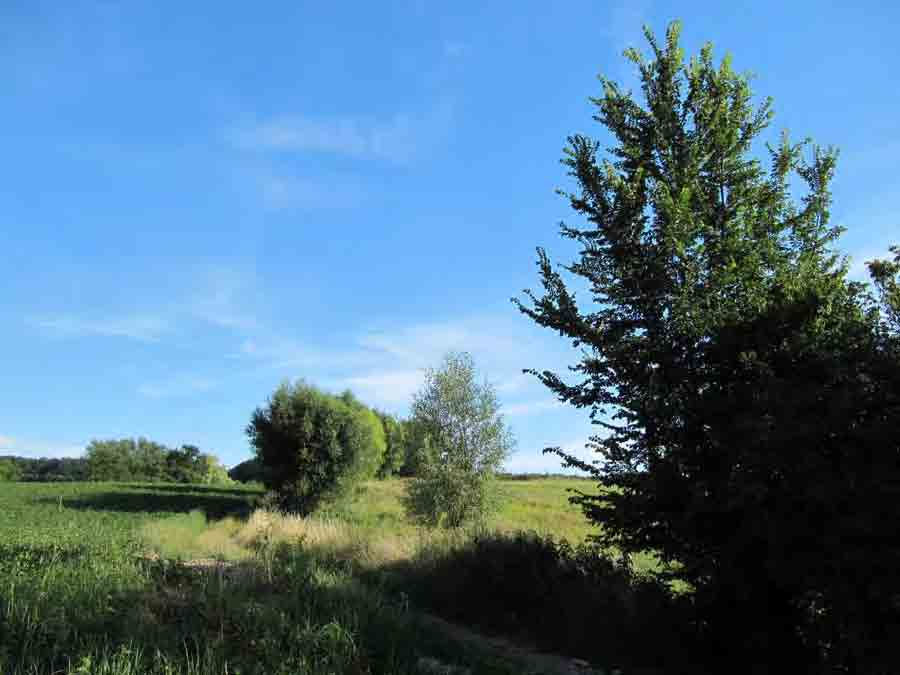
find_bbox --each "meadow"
[0,479,682,674]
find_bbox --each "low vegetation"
[0,480,564,675]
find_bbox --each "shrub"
[376,412,406,478]
[391,531,697,671]
[246,381,386,514]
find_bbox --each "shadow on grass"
[118,483,263,497]
[366,531,699,674]
[0,545,520,675]
[43,488,254,520]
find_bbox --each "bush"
[0,460,21,482]
[388,531,697,671]
[246,381,386,514]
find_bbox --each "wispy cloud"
[137,375,216,399]
[228,104,453,164]
[253,173,363,211]
[504,399,563,417]
[229,115,416,162]
[336,370,426,408]
[0,435,84,459]
[183,265,259,331]
[30,265,261,345]
[29,314,170,342]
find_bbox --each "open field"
[0,479,678,674]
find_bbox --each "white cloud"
[30,314,170,342]
[229,115,415,162]
[846,247,896,282]
[234,314,577,418]
[337,369,425,408]
[358,317,531,370]
[503,399,563,417]
[137,375,215,399]
[0,435,84,459]
[183,265,259,331]
[229,103,453,164]
[30,265,261,345]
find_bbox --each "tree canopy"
[516,21,899,672]
[246,381,387,514]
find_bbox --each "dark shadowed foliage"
[0,456,89,481]
[379,532,697,672]
[41,484,256,520]
[227,457,271,484]
[516,21,900,674]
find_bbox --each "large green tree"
[516,22,899,672]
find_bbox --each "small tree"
[376,412,406,478]
[405,352,514,527]
[246,381,385,514]
[0,459,21,482]
[85,439,134,481]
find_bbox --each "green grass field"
[1,477,658,675]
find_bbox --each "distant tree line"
[0,439,232,484]
[0,456,88,482]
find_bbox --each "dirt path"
[412,610,606,675]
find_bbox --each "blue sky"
[1,1,897,471]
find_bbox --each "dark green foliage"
[376,412,407,478]
[516,21,900,673]
[246,381,386,514]
[228,457,271,484]
[164,444,205,483]
[398,418,431,477]
[869,246,900,336]
[388,532,695,671]
[0,457,86,481]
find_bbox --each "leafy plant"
[405,352,514,528]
